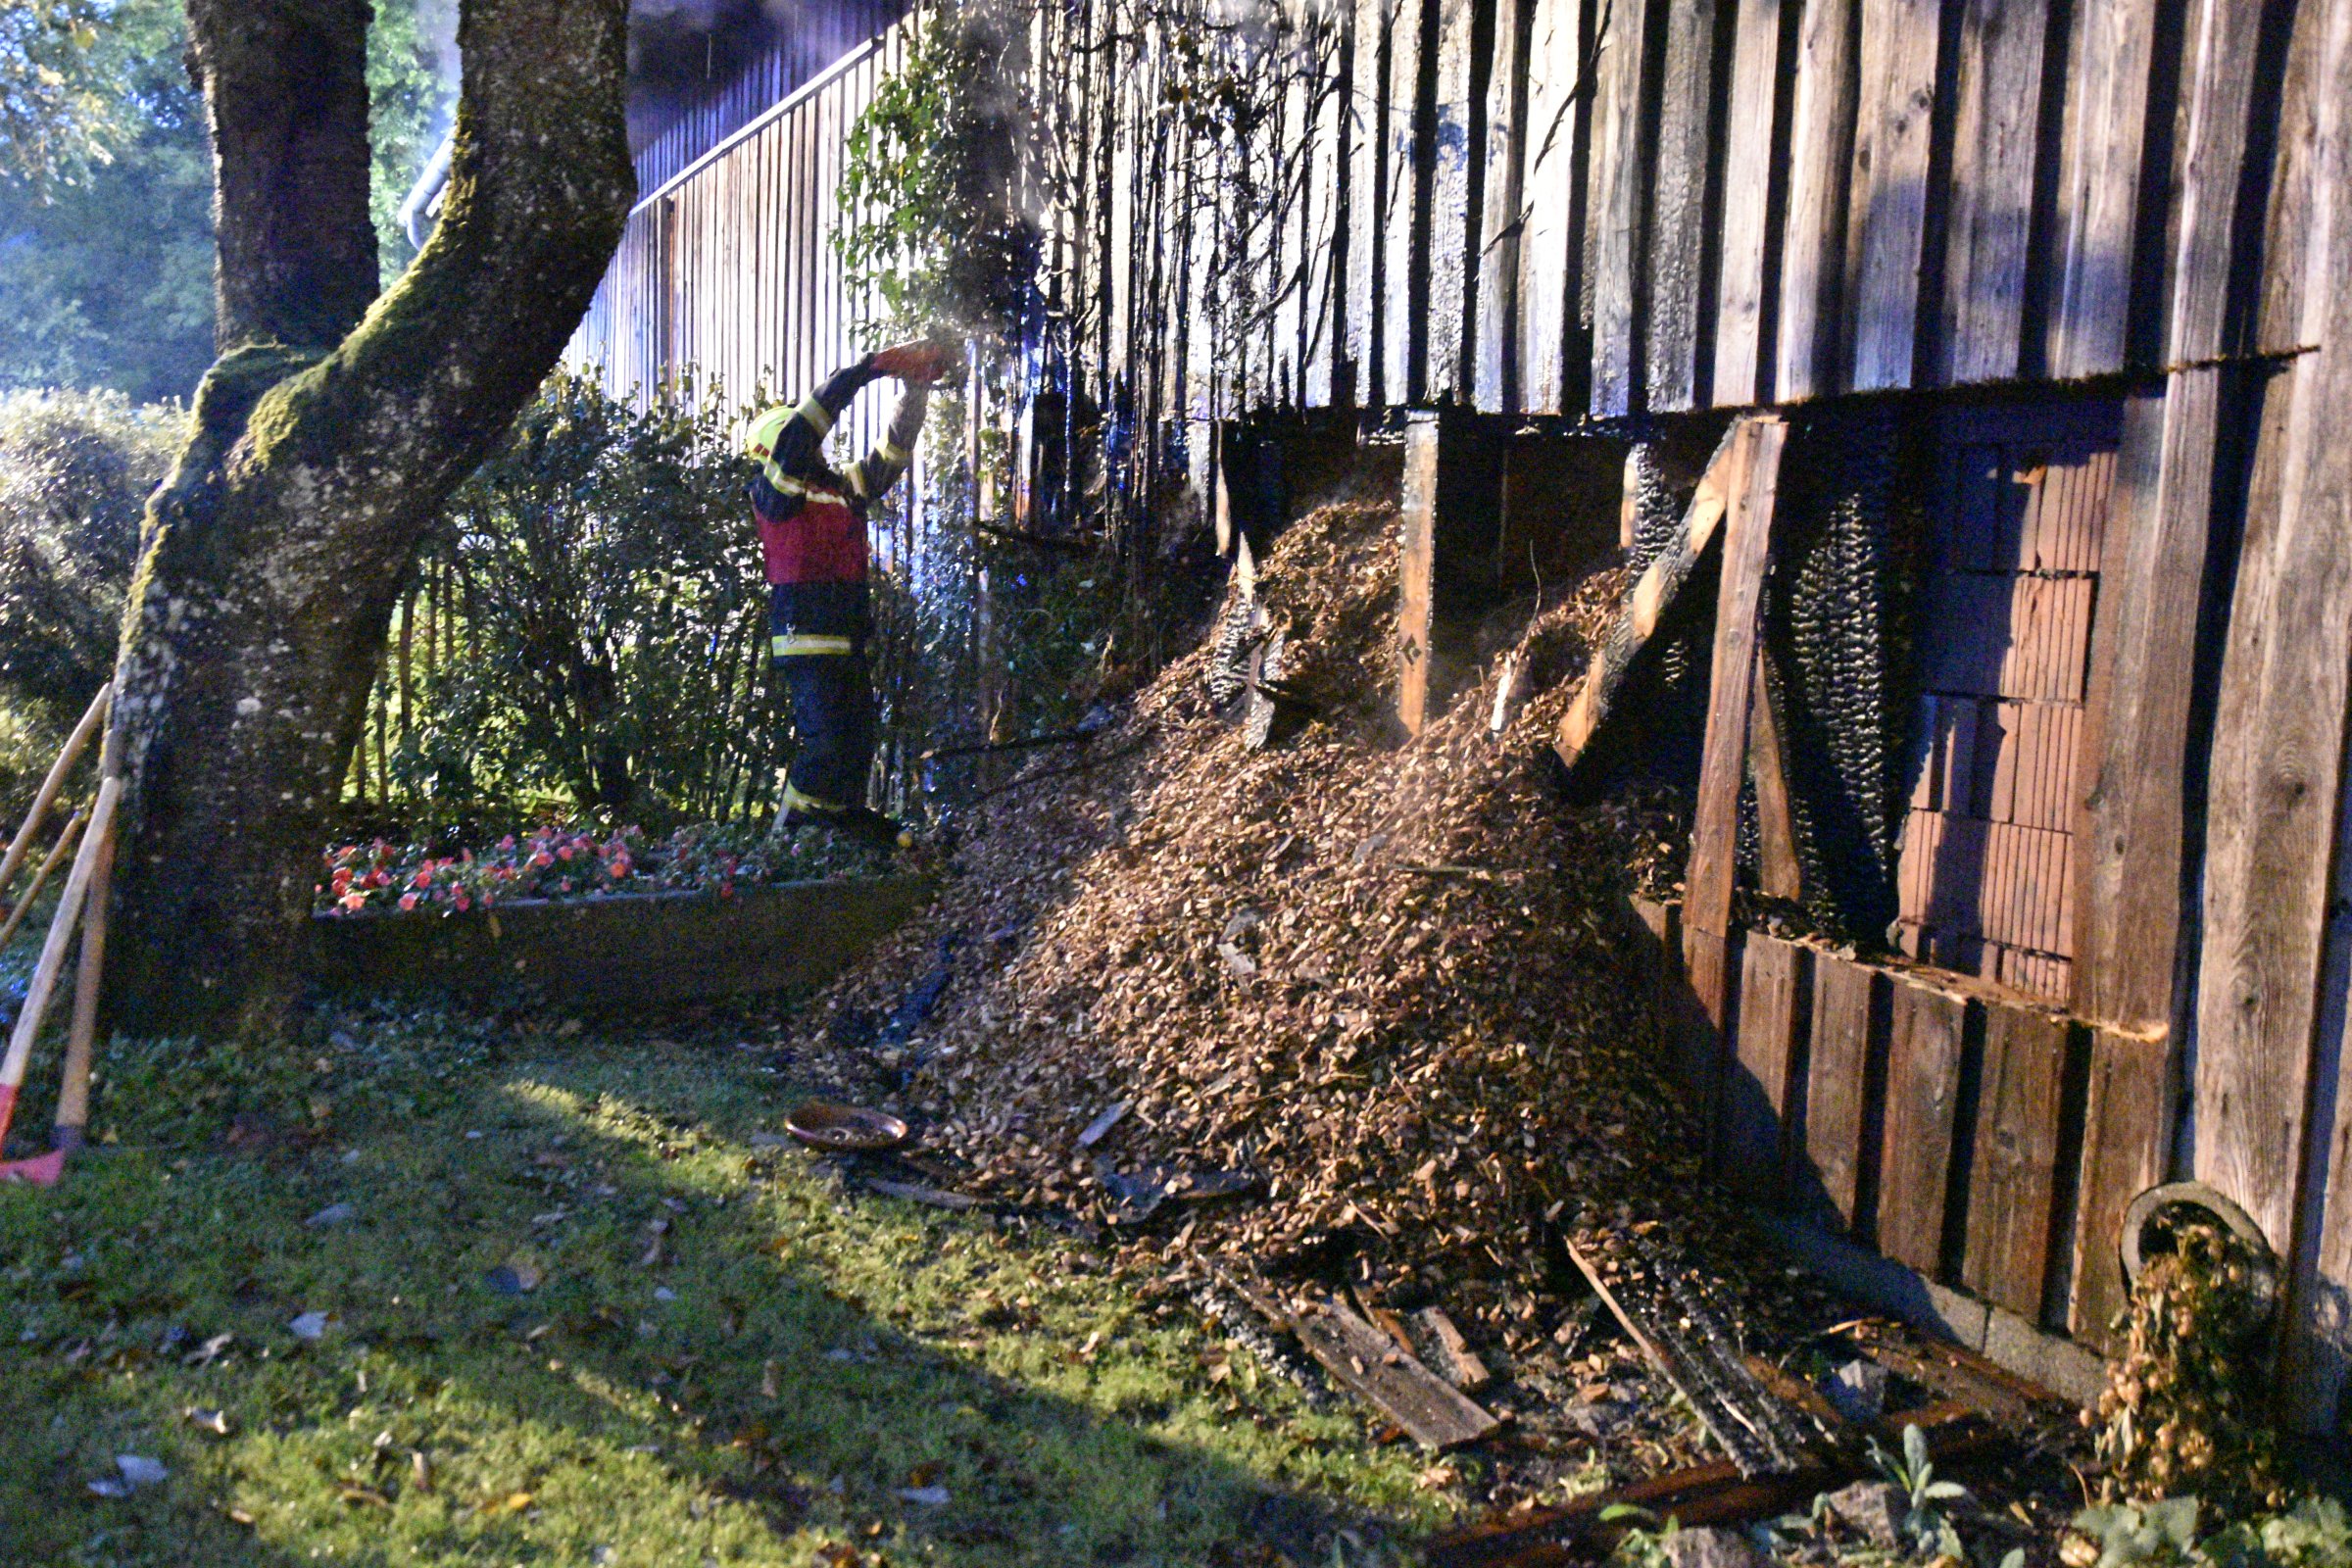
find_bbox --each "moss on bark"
[104,0,634,1042]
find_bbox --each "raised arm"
[845,381,929,504]
[765,359,884,482]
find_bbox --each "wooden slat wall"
[567,24,910,464]
[583,0,2293,445]
[1643,896,2103,1346]
[815,0,2267,426]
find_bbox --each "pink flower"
[339,891,367,912]
[556,845,576,862]
[530,850,554,869]
[452,891,471,912]
[412,867,433,888]
[499,835,517,851]
[399,892,419,911]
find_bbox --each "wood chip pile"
[790,494,1787,1439]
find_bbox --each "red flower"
[412,867,433,888]
[399,892,419,911]
[338,891,367,912]
[452,891,471,912]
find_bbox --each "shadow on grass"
[0,1027,1425,1568]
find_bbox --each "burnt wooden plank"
[1476,0,1532,410]
[1843,0,1943,390]
[1291,1297,1501,1448]
[2068,1026,2171,1349]
[1648,0,1725,411]
[1933,0,2050,384]
[1567,1235,1816,1475]
[1686,417,1787,937]
[1805,952,1886,1232]
[1776,0,1861,398]
[1713,0,1786,406]
[1308,0,1353,407]
[1962,1005,2070,1317]
[1348,0,1392,402]
[1590,0,1658,415]
[1877,974,1970,1273]
[1384,0,1428,403]
[1429,0,1481,403]
[1518,0,1590,413]
[1725,931,1809,1196]
[2044,0,2158,378]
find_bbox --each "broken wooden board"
[1288,1297,1501,1450]
[1413,1305,1494,1393]
[1425,1399,2003,1567]
[1837,1319,2072,1432]
[1567,1233,1815,1476]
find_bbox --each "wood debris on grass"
[782,495,1849,1495]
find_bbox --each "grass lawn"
[0,1004,1441,1566]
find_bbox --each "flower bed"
[316,823,880,916]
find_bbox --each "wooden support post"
[1396,410,1506,736]
[1684,416,1787,942]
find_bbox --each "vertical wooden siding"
[568,25,911,461]
[953,0,2274,425]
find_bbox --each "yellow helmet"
[746,406,794,463]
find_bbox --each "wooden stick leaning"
[1552,426,1746,776]
[0,682,109,914]
[53,724,123,1152]
[0,774,121,1149]
[0,808,88,953]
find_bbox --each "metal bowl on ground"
[783,1101,909,1152]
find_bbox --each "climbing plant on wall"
[834,0,1042,342]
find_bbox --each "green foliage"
[0,387,180,717]
[1868,1419,1973,1555]
[0,0,116,194]
[836,0,1042,340]
[0,0,212,401]
[391,373,778,823]
[0,0,453,401]
[2069,1497,2352,1568]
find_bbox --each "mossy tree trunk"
[105,0,634,1040]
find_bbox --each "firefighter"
[746,339,957,848]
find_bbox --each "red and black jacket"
[748,358,923,658]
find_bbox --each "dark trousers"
[778,651,877,808]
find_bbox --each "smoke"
[629,0,803,97]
